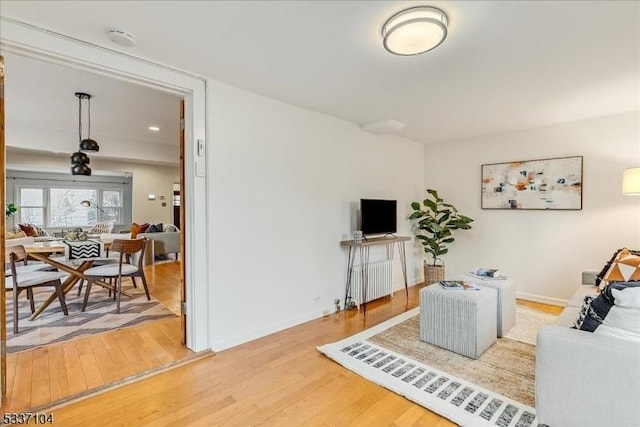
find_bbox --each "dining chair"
[6,245,69,333]
[81,238,150,313]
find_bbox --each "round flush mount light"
[382,6,448,56]
[107,29,136,48]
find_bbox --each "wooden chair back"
[110,238,148,268]
[7,245,28,286]
[7,245,28,264]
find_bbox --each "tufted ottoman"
[419,284,497,359]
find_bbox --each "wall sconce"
[623,167,640,195]
[148,194,156,200]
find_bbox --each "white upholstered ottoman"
[459,274,516,337]
[419,284,497,359]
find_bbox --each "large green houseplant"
[409,189,473,284]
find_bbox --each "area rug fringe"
[318,308,538,427]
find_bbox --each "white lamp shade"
[623,167,640,195]
[382,7,448,56]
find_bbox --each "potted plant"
[409,189,474,284]
[5,203,17,218]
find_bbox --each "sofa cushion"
[130,222,150,238]
[601,248,640,288]
[576,281,640,342]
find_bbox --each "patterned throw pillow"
[601,248,640,289]
[33,224,49,237]
[577,281,640,342]
[130,222,150,238]
[573,296,593,329]
[596,248,640,287]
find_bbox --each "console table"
[340,235,410,314]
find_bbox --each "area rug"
[7,285,176,354]
[318,305,557,427]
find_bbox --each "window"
[19,187,45,225]
[8,171,132,231]
[102,190,122,223]
[49,188,98,227]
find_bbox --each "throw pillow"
[596,248,640,287]
[577,281,640,342]
[33,224,49,237]
[18,223,38,237]
[601,248,640,288]
[146,223,163,233]
[573,296,593,329]
[5,230,27,239]
[130,222,150,238]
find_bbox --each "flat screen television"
[360,199,397,236]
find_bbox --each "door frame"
[0,19,211,355]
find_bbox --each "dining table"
[23,240,122,320]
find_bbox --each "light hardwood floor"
[42,284,563,426]
[1,261,191,413]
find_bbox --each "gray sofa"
[99,224,180,265]
[138,225,180,264]
[535,272,640,427]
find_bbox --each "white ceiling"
[3,52,181,165]
[1,0,638,147]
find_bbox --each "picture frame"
[481,156,583,210]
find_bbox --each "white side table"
[458,273,516,337]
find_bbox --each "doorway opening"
[1,20,209,411]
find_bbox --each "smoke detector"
[107,29,136,48]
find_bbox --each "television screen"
[360,199,397,236]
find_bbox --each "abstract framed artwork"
[481,156,583,210]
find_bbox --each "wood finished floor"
[44,286,563,426]
[1,261,191,413]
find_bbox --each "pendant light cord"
[88,97,91,139]
[78,94,82,143]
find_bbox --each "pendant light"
[70,92,99,176]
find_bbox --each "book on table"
[467,268,507,280]
[439,280,480,290]
[475,268,500,277]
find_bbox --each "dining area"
[4,236,163,352]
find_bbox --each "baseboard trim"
[517,291,567,307]
[212,279,423,351]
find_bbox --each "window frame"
[6,170,132,232]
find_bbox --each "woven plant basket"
[423,262,445,285]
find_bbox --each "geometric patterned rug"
[7,284,176,354]
[318,306,555,427]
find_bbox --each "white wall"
[208,81,425,350]
[5,149,179,227]
[423,112,640,305]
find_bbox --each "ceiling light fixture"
[70,92,100,176]
[148,126,160,132]
[382,6,448,56]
